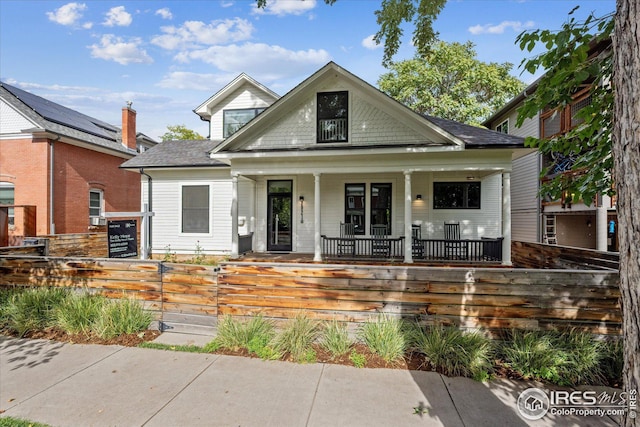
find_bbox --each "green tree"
[515,8,614,205]
[256,0,445,66]
[378,41,525,125]
[516,8,639,426]
[160,124,204,142]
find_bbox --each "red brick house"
[0,81,156,245]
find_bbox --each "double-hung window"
[317,91,348,143]
[345,184,365,235]
[223,108,265,138]
[433,182,481,209]
[182,185,210,234]
[89,189,103,219]
[0,182,15,226]
[370,183,392,234]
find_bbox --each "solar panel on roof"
[1,82,119,141]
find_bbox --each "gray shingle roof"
[121,139,228,169]
[424,115,525,148]
[1,81,141,156]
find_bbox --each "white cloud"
[252,0,316,16]
[362,35,381,50]
[103,6,133,27]
[173,42,331,81]
[88,35,153,65]
[155,8,173,20]
[468,20,535,35]
[46,2,88,27]
[151,18,254,50]
[157,71,239,90]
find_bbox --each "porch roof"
[120,139,228,169]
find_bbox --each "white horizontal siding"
[512,210,539,242]
[511,152,540,210]
[145,169,235,256]
[209,82,275,140]
[237,83,432,151]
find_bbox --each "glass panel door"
[267,180,292,252]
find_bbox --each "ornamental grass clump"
[274,312,321,363]
[93,298,153,339]
[55,291,106,335]
[358,315,407,363]
[500,329,604,386]
[214,315,279,359]
[320,319,353,358]
[412,324,493,381]
[2,287,69,337]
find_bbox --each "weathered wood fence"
[512,241,620,270]
[0,256,621,336]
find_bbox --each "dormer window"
[223,108,265,138]
[317,91,348,143]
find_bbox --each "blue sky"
[0,0,614,140]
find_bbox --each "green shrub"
[412,324,493,380]
[2,287,70,337]
[358,315,407,363]
[214,315,276,354]
[274,312,321,363]
[601,338,623,384]
[93,298,152,339]
[349,350,367,368]
[320,319,352,358]
[500,330,562,383]
[55,292,106,335]
[559,329,604,386]
[500,329,604,386]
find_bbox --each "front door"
[267,180,292,252]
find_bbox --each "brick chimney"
[122,101,137,151]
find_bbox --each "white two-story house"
[122,62,527,263]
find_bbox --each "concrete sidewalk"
[0,333,620,427]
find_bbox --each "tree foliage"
[515,8,615,205]
[256,0,444,66]
[378,41,525,125]
[160,124,204,142]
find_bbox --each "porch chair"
[337,222,356,256]
[444,222,468,260]
[412,224,424,259]
[371,224,390,257]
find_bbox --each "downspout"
[139,168,152,257]
[49,136,59,234]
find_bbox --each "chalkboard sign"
[108,220,138,258]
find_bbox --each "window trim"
[370,183,392,235]
[540,87,592,138]
[495,119,509,134]
[223,107,266,138]
[89,189,104,219]
[0,181,15,227]
[317,91,349,143]
[179,183,212,235]
[433,181,481,210]
[344,183,365,235]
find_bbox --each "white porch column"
[313,173,322,262]
[596,205,608,251]
[231,173,239,258]
[404,171,413,263]
[502,172,512,265]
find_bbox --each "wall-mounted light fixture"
[299,196,304,223]
[416,194,422,201]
